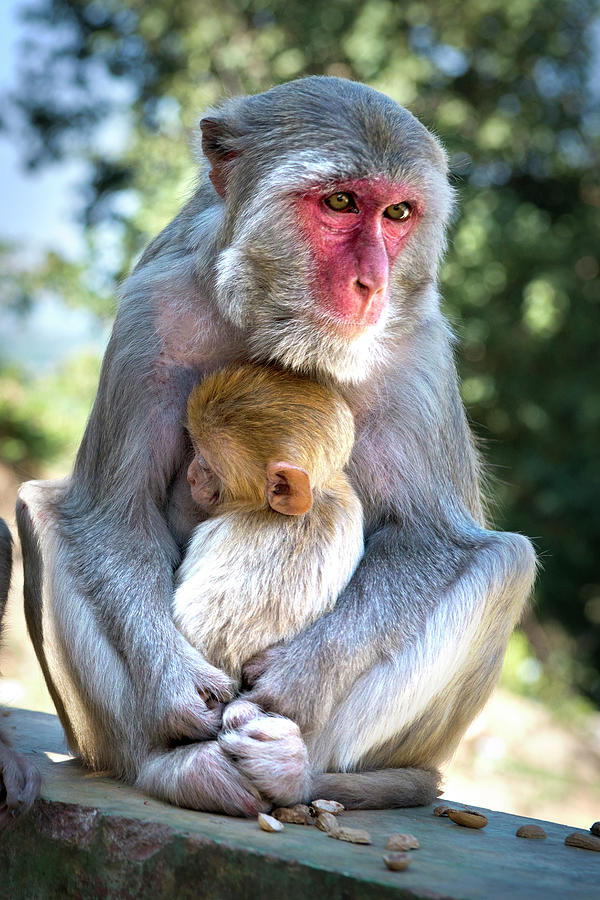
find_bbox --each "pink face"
[297,178,422,329]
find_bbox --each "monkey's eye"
[384,202,412,221]
[324,192,356,212]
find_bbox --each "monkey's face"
[206,78,454,384]
[187,450,221,512]
[295,178,421,332]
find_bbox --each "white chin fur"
[259,318,390,384]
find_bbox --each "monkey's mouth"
[321,316,378,340]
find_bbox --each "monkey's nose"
[353,278,385,308]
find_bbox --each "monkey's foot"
[219,714,311,808]
[136,742,268,817]
[0,745,41,830]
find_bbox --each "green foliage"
[4,0,599,698]
[0,353,101,474]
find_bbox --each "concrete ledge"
[1,709,597,899]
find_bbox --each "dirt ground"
[1,464,599,828]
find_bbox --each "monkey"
[172,364,364,684]
[16,77,536,815]
[0,518,41,828]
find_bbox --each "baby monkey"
[173,364,364,683]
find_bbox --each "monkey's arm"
[245,515,534,740]
[243,362,536,754]
[19,323,233,752]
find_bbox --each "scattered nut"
[447,809,488,829]
[311,799,345,815]
[258,813,284,833]
[386,833,420,851]
[273,804,314,825]
[329,827,371,845]
[434,805,451,817]
[516,825,547,840]
[591,822,600,837]
[383,852,412,871]
[315,811,339,833]
[565,832,600,852]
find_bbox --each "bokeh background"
[0,0,598,825]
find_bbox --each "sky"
[0,2,108,370]
[0,1,87,260]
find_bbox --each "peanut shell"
[565,831,600,852]
[386,833,420,851]
[258,813,284,833]
[434,805,451,817]
[315,811,339,833]
[273,804,314,825]
[329,826,371,845]
[311,799,345,815]
[516,825,546,839]
[383,852,412,871]
[447,809,488,829]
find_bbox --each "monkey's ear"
[266,462,312,516]
[199,117,240,198]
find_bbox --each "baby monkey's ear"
[266,461,312,516]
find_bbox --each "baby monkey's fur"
[173,364,364,681]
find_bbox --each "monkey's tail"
[310,767,440,809]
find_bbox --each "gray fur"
[16,77,536,814]
[0,516,41,827]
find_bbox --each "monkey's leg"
[16,481,226,778]
[136,741,268,816]
[16,485,275,813]
[17,479,148,775]
[0,517,41,827]
[245,526,536,809]
[306,532,535,808]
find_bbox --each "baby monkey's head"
[186,364,355,515]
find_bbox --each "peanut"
[383,852,412,871]
[328,827,371,845]
[386,833,420,851]
[447,809,488,829]
[516,825,547,839]
[311,799,345,815]
[565,832,600,852]
[315,811,339,833]
[258,813,284,833]
[273,804,314,825]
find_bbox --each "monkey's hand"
[219,702,311,807]
[151,639,235,744]
[0,743,41,830]
[241,646,281,689]
[241,640,338,735]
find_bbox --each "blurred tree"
[3,0,599,699]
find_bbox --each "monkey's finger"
[241,653,273,688]
[220,714,300,751]
[221,700,262,731]
[169,699,224,742]
[195,672,235,704]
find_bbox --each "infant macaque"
[173,364,363,682]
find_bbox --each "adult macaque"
[0,518,40,828]
[17,77,535,814]
[173,363,363,682]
